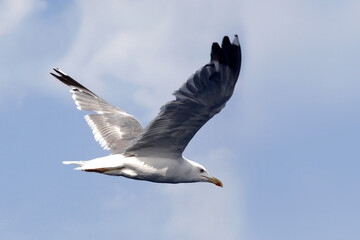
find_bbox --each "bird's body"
[52,35,241,187]
[64,155,209,184]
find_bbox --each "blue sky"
[1,0,359,239]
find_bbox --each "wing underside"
[51,69,143,154]
[125,35,241,158]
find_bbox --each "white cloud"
[236,0,360,142]
[57,0,243,118]
[0,0,46,35]
[241,0,360,73]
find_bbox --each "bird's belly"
[122,156,181,183]
[95,155,184,183]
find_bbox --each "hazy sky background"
[1,0,359,239]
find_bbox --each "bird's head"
[186,159,223,187]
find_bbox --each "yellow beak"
[206,176,223,187]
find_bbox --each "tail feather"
[62,161,86,169]
[62,155,124,174]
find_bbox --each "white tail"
[62,161,86,170]
[62,155,125,173]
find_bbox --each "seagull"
[51,35,241,187]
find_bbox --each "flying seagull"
[51,35,241,187]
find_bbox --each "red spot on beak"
[216,181,223,187]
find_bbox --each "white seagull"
[51,35,241,187]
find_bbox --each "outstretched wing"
[51,69,143,154]
[125,35,241,158]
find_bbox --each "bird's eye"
[200,168,205,173]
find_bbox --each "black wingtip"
[51,68,68,77]
[232,35,240,46]
[51,68,66,80]
[50,68,93,94]
[50,72,57,79]
[210,35,241,76]
[222,36,231,48]
[50,68,70,86]
[211,42,222,62]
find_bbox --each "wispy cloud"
[0,0,46,35]
[57,0,243,118]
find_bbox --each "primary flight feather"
[51,35,241,187]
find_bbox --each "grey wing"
[51,69,143,154]
[125,35,241,158]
